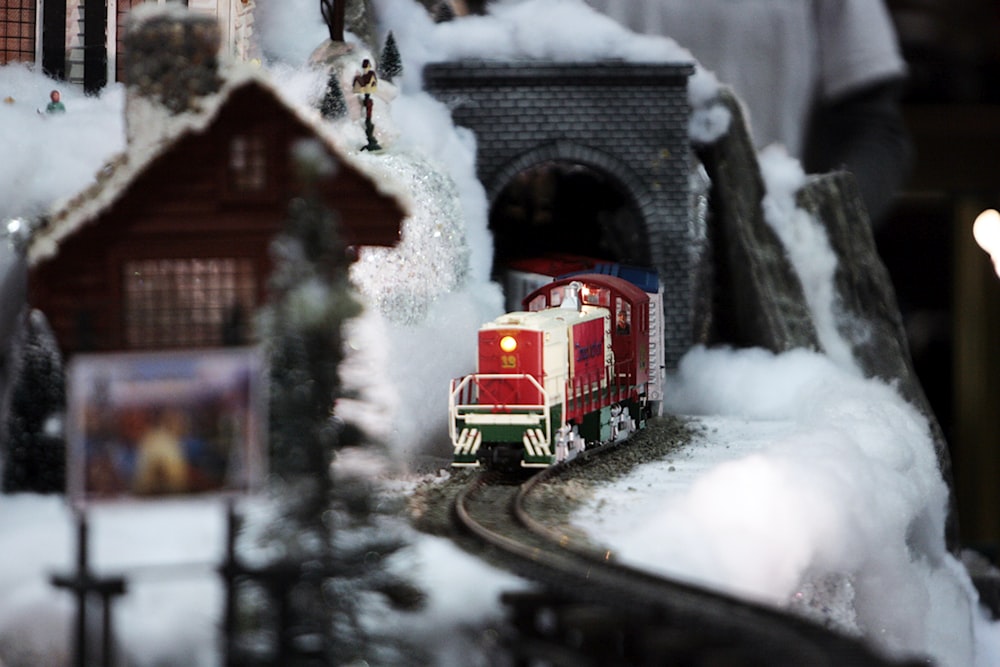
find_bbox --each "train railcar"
[449,273,656,469]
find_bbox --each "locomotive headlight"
[499,335,518,353]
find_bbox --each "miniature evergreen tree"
[2,310,65,494]
[250,144,423,664]
[320,71,348,120]
[377,32,403,82]
[432,0,456,23]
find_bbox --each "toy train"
[449,270,664,469]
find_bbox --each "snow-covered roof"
[28,61,412,266]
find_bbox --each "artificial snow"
[0,492,525,667]
[2,1,1000,666]
[0,64,125,225]
[575,346,987,666]
[758,145,859,371]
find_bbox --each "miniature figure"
[45,90,66,114]
[352,59,381,151]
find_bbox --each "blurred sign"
[66,348,267,504]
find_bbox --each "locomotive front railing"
[449,373,557,447]
[450,352,642,454]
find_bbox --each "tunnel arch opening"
[489,160,647,272]
[486,144,660,311]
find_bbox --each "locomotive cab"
[525,273,651,392]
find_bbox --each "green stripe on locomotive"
[453,405,564,466]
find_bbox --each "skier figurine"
[351,59,381,151]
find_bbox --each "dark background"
[880,0,1000,553]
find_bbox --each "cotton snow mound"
[340,285,504,465]
[576,345,982,667]
[387,91,494,285]
[380,533,531,666]
[757,146,859,371]
[255,0,331,65]
[664,346,860,421]
[0,495,225,667]
[349,150,472,323]
[0,64,125,222]
[265,61,329,111]
[0,493,528,667]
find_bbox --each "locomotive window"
[580,287,610,307]
[123,258,256,349]
[527,294,548,311]
[549,288,563,307]
[615,299,631,335]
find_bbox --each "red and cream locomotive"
[449,272,664,469]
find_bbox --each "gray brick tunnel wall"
[423,61,696,369]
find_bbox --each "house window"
[228,132,269,194]
[1,0,36,65]
[123,258,256,349]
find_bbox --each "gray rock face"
[345,0,377,49]
[698,89,958,550]
[696,91,820,352]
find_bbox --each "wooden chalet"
[27,67,407,357]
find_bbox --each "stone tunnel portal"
[423,61,697,369]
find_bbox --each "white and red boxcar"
[450,273,658,469]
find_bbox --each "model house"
[26,11,405,357]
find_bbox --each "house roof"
[27,63,412,266]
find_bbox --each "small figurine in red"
[352,59,381,151]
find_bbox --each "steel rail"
[454,464,922,667]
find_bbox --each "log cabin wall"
[0,0,37,65]
[28,83,404,357]
[115,0,146,83]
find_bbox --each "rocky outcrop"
[697,88,959,550]
[695,91,820,353]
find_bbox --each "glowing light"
[973,209,1000,278]
[499,335,517,353]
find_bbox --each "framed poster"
[66,348,266,503]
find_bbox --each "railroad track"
[453,463,923,666]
